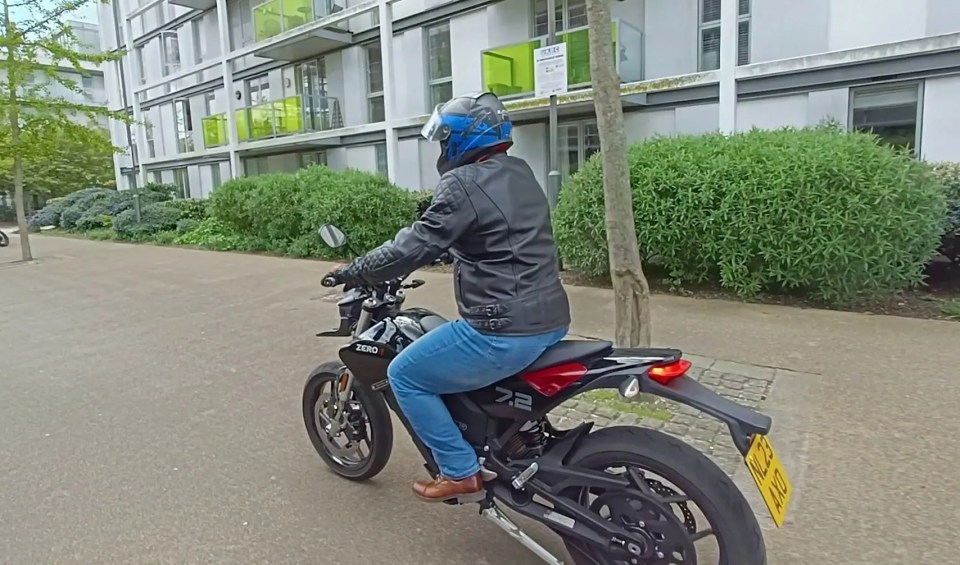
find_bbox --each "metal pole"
[545,0,560,210]
[216,0,241,179]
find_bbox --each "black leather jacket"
[338,152,571,336]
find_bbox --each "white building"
[96,0,960,199]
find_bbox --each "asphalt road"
[4,235,960,565]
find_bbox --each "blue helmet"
[420,91,513,173]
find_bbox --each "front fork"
[329,299,376,435]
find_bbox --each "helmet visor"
[420,105,450,142]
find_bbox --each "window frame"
[557,118,600,181]
[172,167,191,199]
[531,0,588,37]
[425,21,453,109]
[848,81,924,156]
[160,30,181,77]
[365,43,385,122]
[174,99,195,153]
[144,120,156,158]
[374,143,388,176]
[698,0,751,72]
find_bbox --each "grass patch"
[941,298,960,320]
[582,390,673,421]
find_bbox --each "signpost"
[539,0,567,213]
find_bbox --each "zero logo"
[494,386,533,412]
[356,343,380,355]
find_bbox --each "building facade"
[97,0,960,200]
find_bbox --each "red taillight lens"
[521,362,588,397]
[647,359,692,384]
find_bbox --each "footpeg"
[482,504,565,565]
[512,462,539,489]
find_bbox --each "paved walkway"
[3,235,960,564]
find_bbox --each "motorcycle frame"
[320,280,774,555]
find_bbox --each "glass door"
[296,58,330,131]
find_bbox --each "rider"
[324,92,571,503]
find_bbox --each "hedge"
[932,162,960,265]
[554,124,948,303]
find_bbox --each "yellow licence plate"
[744,434,792,528]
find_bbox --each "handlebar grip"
[321,276,339,287]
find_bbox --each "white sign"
[534,43,568,98]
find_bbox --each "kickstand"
[481,502,566,565]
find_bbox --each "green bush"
[554,125,947,303]
[932,162,960,265]
[114,202,182,238]
[208,165,418,258]
[175,218,201,234]
[0,203,15,223]
[174,217,249,251]
[165,198,210,222]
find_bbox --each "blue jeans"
[387,320,568,480]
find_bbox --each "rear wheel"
[562,426,766,565]
[302,362,394,481]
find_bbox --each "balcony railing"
[202,114,228,148]
[235,94,343,143]
[253,0,345,43]
[481,19,644,99]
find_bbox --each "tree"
[0,0,125,261]
[584,0,652,347]
[0,117,119,200]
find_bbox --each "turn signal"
[647,359,692,384]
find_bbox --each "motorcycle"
[303,224,791,565]
[0,228,9,247]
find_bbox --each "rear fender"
[642,375,772,455]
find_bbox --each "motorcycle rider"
[324,92,571,503]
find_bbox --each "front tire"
[302,362,394,481]
[563,426,766,565]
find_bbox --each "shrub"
[0,203,15,223]
[165,198,210,222]
[113,202,182,238]
[208,165,418,258]
[932,162,960,265]
[175,218,201,234]
[411,190,434,217]
[174,217,248,251]
[28,197,66,228]
[554,125,947,303]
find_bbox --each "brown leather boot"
[413,472,485,503]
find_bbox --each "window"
[365,44,385,122]
[426,22,453,109]
[135,47,146,85]
[300,151,328,168]
[532,0,587,36]
[375,143,387,176]
[246,74,271,104]
[161,31,181,76]
[144,121,156,158]
[173,168,191,198]
[558,120,599,180]
[152,171,163,184]
[699,0,750,71]
[81,74,94,90]
[191,19,205,64]
[209,164,222,190]
[124,173,138,191]
[174,99,194,153]
[850,83,922,155]
[204,91,217,115]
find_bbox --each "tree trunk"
[585,0,651,347]
[4,0,32,261]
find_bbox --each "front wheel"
[562,426,766,565]
[302,362,394,481]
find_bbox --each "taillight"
[521,362,588,397]
[647,359,692,384]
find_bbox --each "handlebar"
[321,275,339,287]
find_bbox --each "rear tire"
[563,426,766,565]
[302,362,393,481]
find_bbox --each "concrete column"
[378,0,398,183]
[718,0,738,134]
[122,18,149,186]
[216,0,242,179]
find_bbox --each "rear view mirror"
[318,224,347,248]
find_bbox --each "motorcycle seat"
[522,340,614,373]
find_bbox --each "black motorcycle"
[0,228,9,248]
[303,224,791,565]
